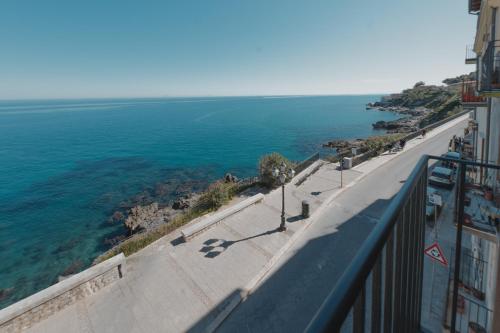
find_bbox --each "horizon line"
[0,92,398,102]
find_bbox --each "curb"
[205,115,468,332]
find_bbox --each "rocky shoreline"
[323,78,466,156]
[366,103,431,133]
[101,173,257,247]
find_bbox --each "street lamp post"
[340,156,344,188]
[273,161,295,231]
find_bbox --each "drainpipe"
[486,100,491,162]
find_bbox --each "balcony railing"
[469,0,481,14]
[461,80,487,106]
[466,45,477,64]
[306,155,499,333]
[479,40,500,94]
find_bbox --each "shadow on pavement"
[286,215,304,223]
[187,197,393,333]
[311,186,339,196]
[200,228,280,258]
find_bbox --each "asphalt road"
[217,120,467,333]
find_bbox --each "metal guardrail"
[306,156,428,332]
[305,155,500,333]
[295,152,320,175]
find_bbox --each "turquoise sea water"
[0,95,400,307]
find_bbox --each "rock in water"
[0,288,13,302]
[109,211,125,224]
[61,260,84,276]
[124,202,160,232]
[172,198,190,210]
[225,173,238,183]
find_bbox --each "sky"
[0,0,477,99]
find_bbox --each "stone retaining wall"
[0,253,125,333]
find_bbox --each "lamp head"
[279,161,286,173]
[272,168,279,178]
[279,173,286,184]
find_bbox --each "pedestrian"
[422,129,426,138]
[399,139,406,149]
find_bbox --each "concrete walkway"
[22,114,469,333]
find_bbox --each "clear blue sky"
[0,0,476,99]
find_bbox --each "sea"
[0,95,401,308]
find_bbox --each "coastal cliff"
[366,72,473,132]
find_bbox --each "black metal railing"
[306,156,428,332]
[455,296,493,333]
[466,45,477,63]
[305,155,499,333]
[459,249,487,298]
[469,0,481,14]
[479,40,500,93]
[461,80,487,104]
[294,152,320,175]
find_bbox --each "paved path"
[24,115,468,333]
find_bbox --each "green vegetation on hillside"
[378,73,471,127]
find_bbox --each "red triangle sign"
[424,242,448,267]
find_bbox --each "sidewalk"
[23,115,469,333]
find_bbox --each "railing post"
[353,284,365,333]
[371,256,382,333]
[392,210,404,333]
[383,231,394,333]
[450,162,467,333]
[415,174,427,329]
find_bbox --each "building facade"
[464,0,500,331]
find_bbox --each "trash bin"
[302,200,310,218]
[343,157,353,169]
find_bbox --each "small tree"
[259,152,295,188]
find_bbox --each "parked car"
[441,151,461,169]
[429,166,455,188]
[426,187,443,222]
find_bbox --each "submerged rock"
[61,259,84,276]
[124,202,160,232]
[0,288,13,302]
[108,211,125,224]
[103,235,126,246]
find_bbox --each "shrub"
[259,152,295,188]
[196,181,235,210]
[363,134,404,152]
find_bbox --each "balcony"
[479,40,500,96]
[306,155,499,332]
[469,0,481,14]
[466,45,477,64]
[461,81,487,107]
